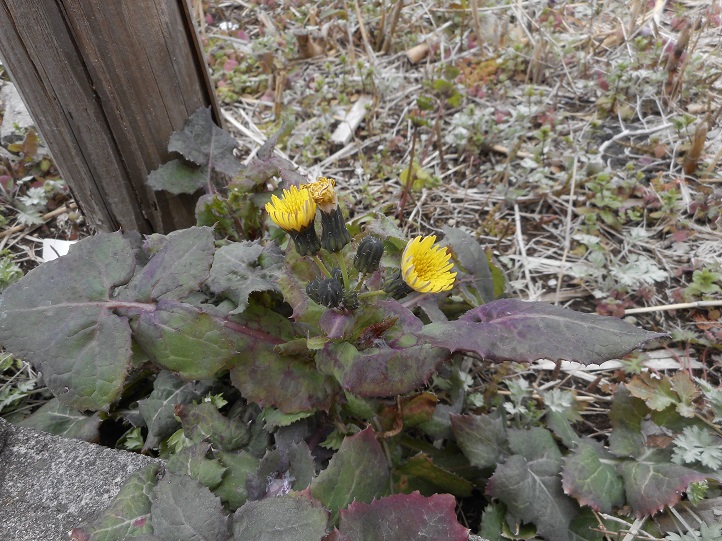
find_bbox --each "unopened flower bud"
[353,236,384,274]
[316,278,344,308]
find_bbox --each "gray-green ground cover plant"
[1,108,720,541]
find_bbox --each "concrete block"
[0,417,162,541]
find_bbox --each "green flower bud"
[353,236,384,274]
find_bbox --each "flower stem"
[355,273,367,291]
[313,255,332,278]
[358,290,387,299]
[335,251,350,291]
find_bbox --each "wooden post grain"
[0,0,221,233]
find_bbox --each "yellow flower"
[304,177,338,213]
[265,185,317,232]
[401,235,456,293]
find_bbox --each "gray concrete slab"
[0,417,162,541]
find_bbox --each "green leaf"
[176,402,250,452]
[561,438,625,513]
[443,226,494,304]
[0,232,136,410]
[487,429,577,541]
[395,453,473,497]
[263,408,315,429]
[19,398,102,442]
[423,299,665,366]
[337,492,469,541]
[118,227,215,303]
[147,159,208,195]
[138,370,213,450]
[479,502,505,541]
[215,450,260,511]
[74,464,159,541]
[618,450,708,517]
[207,241,281,314]
[310,427,389,523]
[168,106,242,177]
[542,389,582,448]
[166,442,227,490]
[450,412,509,469]
[133,300,242,379]
[151,473,230,541]
[232,491,329,541]
[195,194,237,238]
[608,385,649,457]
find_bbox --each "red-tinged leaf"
[561,438,625,513]
[422,299,665,366]
[310,427,389,523]
[626,373,677,411]
[316,300,448,397]
[451,412,509,469]
[316,341,448,398]
[617,450,708,517]
[486,431,577,541]
[232,491,329,541]
[319,309,356,339]
[230,346,337,413]
[337,492,469,541]
[608,385,649,458]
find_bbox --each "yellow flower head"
[401,235,456,293]
[304,177,338,213]
[265,185,317,232]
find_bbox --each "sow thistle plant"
[2,108,719,541]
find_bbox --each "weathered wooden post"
[0,0,221,233]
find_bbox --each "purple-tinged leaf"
[486,429,577,541]
[319,309,356,339]
[443,225,494,304]
[215,450,260,511]
[608,385,648,458]
[246,442,315,500]
[133,300,240,380]
[207,241,282,315]
[316,341,448,397]
[561,438,625,513]
[138,370,213,450]
[317,300,447,397]
[310,427,389,523]
[147,159,208,195]
[0,232,136,410]
[168,106,241,177]
[176,402,250,452]
[627,372,699,418]
[72,464,159,541]
[396,453,473,497]
[451,412,509,469]
[118,227,215,302]
[617,450,708,517]
[151,473,230,541]
[19,398,101,442]
[166,442,227,490]
[423,299,665,366]
[232,491,329,541]
[337,492,469,541]
[230,346,337,413]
